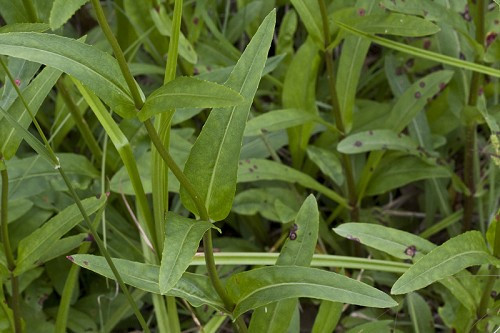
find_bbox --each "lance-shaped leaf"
[244,109,316,137]
[138,77,245,121]
[249,195,319,332]
[0,32,136,118]
[338,130,420,155]
[0,57,40,111]
[237,158,349,207]
[333,223,436,261]
[0,66,61,159]
[391,231,500,295]
[15,196,106,275]
[290,0,323,47]
[227,266,397,318]
[49,0,89,30]
[407,293,435,333]
[69,255,225,311]
[180,10,276,221]
[159,213,213,293]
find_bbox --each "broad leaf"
[227,266,397,318]
[0,32,136,118]
[69,255,225,311]
[15,196,106,275]
[249,195,319,332]
[181,10,276,221]
[333,223,436,261]
[159,213,213,293]
[138,77,245,121]
[0,67,61,159]
[391,231,500,294]
[237,158,348,207]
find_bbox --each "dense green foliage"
[0,0,499,332]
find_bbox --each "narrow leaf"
[181,10,276,221]
[159,213,213,293]
[244,109,316,137]
[391,231,500,294]
[70,255,225,311]
[227,266,397,318]
[49,0,89,30]
[338,130,419,155]
[237,158,349,207]
[15,196,106,275]
[307,146,344,186]
[333,223,436,261]
[138,77,245,121]
[407,293,435,333]
[0,32,136,118]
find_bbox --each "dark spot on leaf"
[486,32,497,47]
[238,161,242,165]
[495,19,499,25]
[419,81,425,88]
[406,58,414,68]
[478,86,484,96]
[207,66,212,72]
[414,91,421,99]
[248,168,253,173]
[83,261,89,266]
[193,17,199,25]
[289,231,297,240]
[368,130,373,135]
[491,290,497,298]
[459,52,466,60]
[358,8,366,16]
[14,79,20,86]
[461,5,471,21]
[193,67,199,75]
[369,167,374,172]
[404,245,417,257]
[347,235,360,243]
[423,39,431,50]
[253,165,258,169]
[395,66,404,76]
[354,141,363,147]
[84,234,94,242]
[439,82,447,91]
[66,256,74,262]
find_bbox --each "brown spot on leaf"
[419,81,425,88]
[358,8,366,16]
[404,245,417,257]
[354,141,363,147]
[414,91,421,99]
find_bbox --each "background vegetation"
[0,0,499,332]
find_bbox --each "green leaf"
[15,196,106,276]
[386,70,454,132]
[407,293,435,333]
[333,223,436,261]
[150,6,198,64]
[0,57,41,112]
[336,22,500,77]
[311,301,342,333]
[366,156,449,196]
[0,23,49,33]
[180,10,276,221]
[338,13,440,37]
[49,0,89,30]
[138,77,245,121]
[159,213,213,293]
[338,129,420,155]
[227,266,397,318]
[391,231,500,294]
[289,0,323,47]
[69,255,225,311]
[237,158,349,207]
[0,66,61,159]
[244,109,316,137]
[0,32,136,118]
[249,195,319,332]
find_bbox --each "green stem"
[57,80,104,165]
[90,0,144,109]
[1,57,150,332]
[463,0,485,232]
[21,0,38,22]
[58,169,150,333]
[476,267,499,324]
[0,165,22,333]
[318,0,358,221]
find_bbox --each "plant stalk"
[318,0,358,221]
[89,1,247,330]
[0,164,22,333]
[463,0,485,231]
